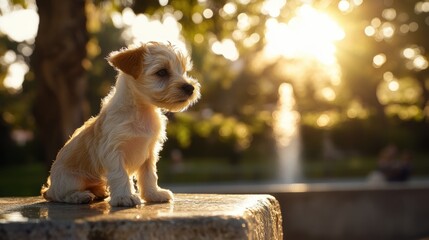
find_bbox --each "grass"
[303,156,378,179]
[304,155,429,180]
[157,157,275,184]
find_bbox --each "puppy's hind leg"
[44,170,96,204]
[64,190,96,204]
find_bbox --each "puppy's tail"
[40,177,52,201]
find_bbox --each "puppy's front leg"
[106,152,141,207]
[138,155,173,203]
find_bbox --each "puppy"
[41,42,200,207]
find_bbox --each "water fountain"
[273,83,302,183]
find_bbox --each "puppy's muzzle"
[181,84,194,96]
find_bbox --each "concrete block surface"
[0,194,283,240]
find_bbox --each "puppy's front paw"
[143,188,174,203]
[110,194,141,207]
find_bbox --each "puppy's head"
[107,42,200,112]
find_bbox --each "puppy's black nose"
[181,84,194,96]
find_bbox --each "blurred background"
[2,0,429,238]
[0,0,429,195]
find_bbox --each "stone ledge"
[0,194,283,240]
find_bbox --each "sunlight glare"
[347,100,368,119]
[223,2,237,16]
[338,0,363,12]
[409,22,419,32]
[382,8,397,21]
[399,24,410,33]
[203,8,214,19]
[415,1,429,13]
[211,39,239,61]
[402,48,416,59]
[1,50,16,64]
[316,114,330,127]
[338,0,351,12]
[121,7,136,26]
[192,12,203,24]
[237,0,251,4]
[352,0,363,6]
[364,26,376,36]
[320,87,336,101]
[262,0,287,18]
[237,13,251,31]
[0,9,39,42]
[381,22,395,38]
[120,9,187,54]
[194,33,204,43]
[388,80,399,92]
[377,76,422,106]
[159,0,168,7]
[400,46,428,70]
[373,53,386,68]
[243,33,260,47]
[371,18,382,28]
[264,5,345,65]
[3,60,29,91]
[413,55,429,70]
[383,71,394,81]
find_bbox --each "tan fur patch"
[108,46,146,79]
[62,116,103,179]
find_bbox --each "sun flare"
[264,4,345,65]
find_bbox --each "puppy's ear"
[107,46,146,79]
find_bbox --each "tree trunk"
[32,0,89,167]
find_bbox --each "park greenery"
[0,0,429,193]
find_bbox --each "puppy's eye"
[156,69,169,77]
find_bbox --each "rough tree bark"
[32,0,89,167]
